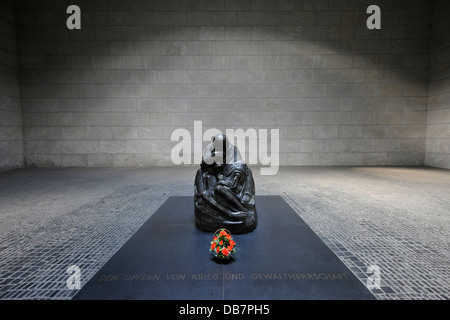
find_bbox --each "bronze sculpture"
[194,134,257,234]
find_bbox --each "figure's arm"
[194,169,205,197]
[241,166,255,204]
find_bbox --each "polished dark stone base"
[73,196,375,300]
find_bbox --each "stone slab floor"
[0,166,449,300]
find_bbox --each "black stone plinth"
[73,196,375,300]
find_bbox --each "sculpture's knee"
[214,184,230,197]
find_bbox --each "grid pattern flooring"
[0,166,449,300]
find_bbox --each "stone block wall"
[426,0,450,169]
[7,0,442,168]
[0,0,23,170]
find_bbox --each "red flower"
[210,229,236,259]
[222,247,229,256]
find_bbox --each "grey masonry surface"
[0,0,449,302]
[0,0,23,170]
[0,166,448,299]
[6,0,444,169]
[426,0,450,169]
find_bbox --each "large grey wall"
[426,0,450,169]
[15,0,432,168]
[0,0,23,171]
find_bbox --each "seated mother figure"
[194,134,257,234]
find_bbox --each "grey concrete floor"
[0,166,449,299]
